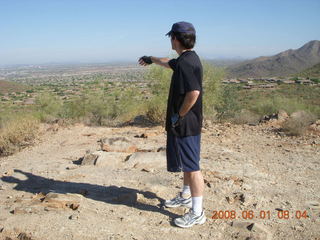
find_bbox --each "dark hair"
[169,31,196,49]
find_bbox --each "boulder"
[93,151,128,168]
[126,151,166,169]
[41,192,82,210]
[100,137,137,153]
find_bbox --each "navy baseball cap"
[166,21,196,36]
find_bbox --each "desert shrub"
[60,96,87,120]
[101,87,144,125]
[233,109,261,125]
[145,64,172,96]
[146,95,167,124]
[282,111,316,136]
[34,93,63,122]
[144,65,171,124]
[249,95,311,117]
[202,62,225,118]
[61,87,144,126]
[310,78,320,84]
[0,113,39,156]
[214,85,241,120]
[83,90,113,125]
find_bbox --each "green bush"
[60,87,144,126]
[144,65,171,123]
[202,62,225,118]
[249,95,315,117]
[310,78,320,84]
[214,85,241,120]
[34,93,63,122]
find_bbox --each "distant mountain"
[205,58,247,67]
[227,40,320,78]
[295,62,320,78]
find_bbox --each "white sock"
[192,196,203,216]
[181,185,191,198]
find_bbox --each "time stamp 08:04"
[211,210,311,220]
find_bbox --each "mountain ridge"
[227,40,320,78]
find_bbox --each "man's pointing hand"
[139,56,153,66]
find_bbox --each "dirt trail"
[0,122,319,240]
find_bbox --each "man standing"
[138,21,205,228]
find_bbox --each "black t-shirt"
[166,50,203,137]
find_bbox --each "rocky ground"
[0,119,319,240]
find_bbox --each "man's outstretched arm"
[139,56,171,69]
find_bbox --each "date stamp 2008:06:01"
[211,210,310,220]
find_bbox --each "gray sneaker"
[174,209,206,228]
[164,192,192,208]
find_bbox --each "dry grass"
[282,111,317,136]
[0,114,40,156]
[233,109,261,125]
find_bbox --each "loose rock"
[81,153,99,165]
[100,137,137,153]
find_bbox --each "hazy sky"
[1,0,320,65]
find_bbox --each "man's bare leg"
[184,171,204,215]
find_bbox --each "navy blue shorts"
[166,132,201,172]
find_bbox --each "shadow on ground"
[1,169,179,219]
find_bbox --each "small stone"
[242,183,252,191]
[69,214,79,220]
[10,207,33,215]
[3,170,13,176]
[68,203,80,210]
[17,233,33,240]
[134,132,158,138]
[141,168,154,173]
[66,165,78,170]
[292,225,304,231]
[81,153,98,165]
[277,110,289,121]
[226,192,245,204]
[157,147,166,152]
[204,179,211,188]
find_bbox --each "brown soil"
[0,122,319,240]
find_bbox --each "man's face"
[170,36,176,50]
